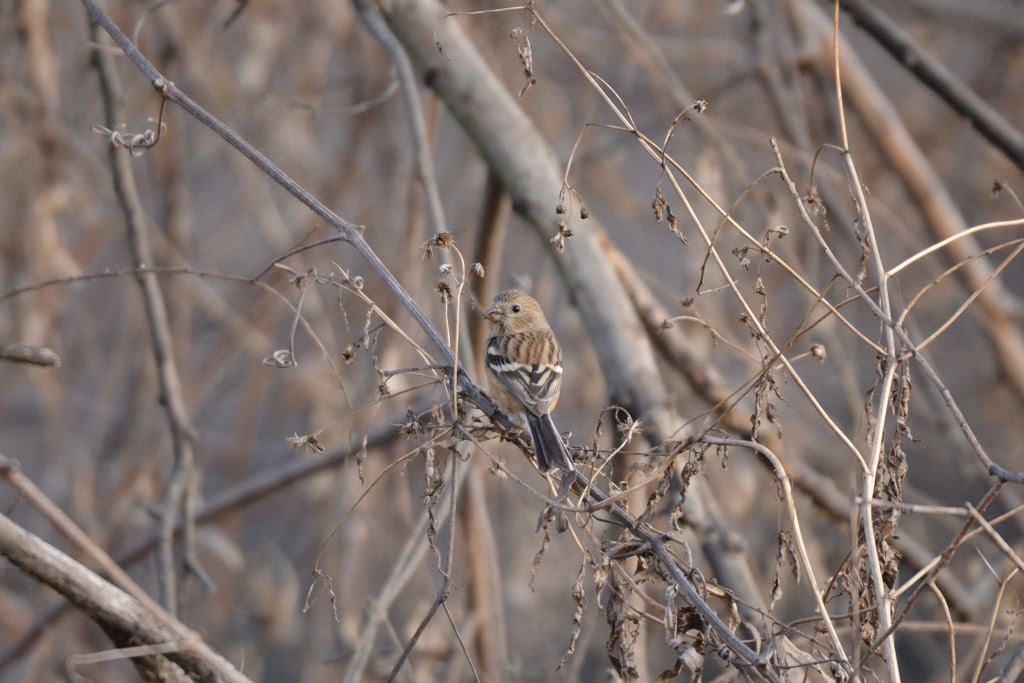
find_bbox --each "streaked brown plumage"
[483,289,574,473]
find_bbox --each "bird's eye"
[511,304,522,313]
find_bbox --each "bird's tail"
[527,413,575,473]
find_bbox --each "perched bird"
[483,289,575,473]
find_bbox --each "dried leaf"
[558,564,589,669]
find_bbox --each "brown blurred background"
[3,1,1024,681]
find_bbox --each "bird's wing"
[486,331,562,416]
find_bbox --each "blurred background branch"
[3,0,1024,680]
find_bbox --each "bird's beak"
[483,303,502,324]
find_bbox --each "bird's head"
[483,289,549,334]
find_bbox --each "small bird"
[483,289,575,473]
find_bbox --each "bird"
[483,289,575,473]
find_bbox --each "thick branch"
[836,0,1024,172]
[0,514,250,683]
[377,0,678,441]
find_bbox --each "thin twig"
[442,603,482,683]
[970,566,1019,683]
[837,104,903,683]
[0,339,61,367]
[655,143,869,474]
[354,0,447,237]
[793,0,1024,400]
[386,447,461,682]
[250,235,349,281]
[909,241,1024,354]
[887,219,1024,276]
[837,0,1024,172]
[89,16,208,611]
[927,582,956,683]
[341,457,471,683]
[866,483,1005,668]
[965,506,1024,576]
[702,437,848,669]
[79,0,485,415]
[771,139,1024,484]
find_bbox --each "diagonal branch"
[771,139,1024,486]
[0,513,250,683]
[89,14,209,614]
[78,0,464,389]
[836,0,1024,172]
[78,1,790,678]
